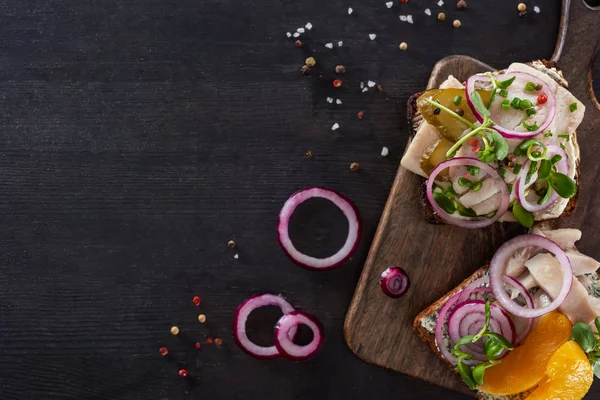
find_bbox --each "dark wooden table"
[1,0,598,399]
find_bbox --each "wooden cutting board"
[344,0,600,396]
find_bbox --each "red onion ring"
[503,276,534,344]
[380,267,410,298]
[465,71,556,139]
[274,311,324,361]
[490,235,572,318]
[426,158,510,228]
[277,187,361,270]
[447,300,516,361]
[457,276,490,303]
[233,294,297,359]
[515,145,569,212]
[434,293,462,365]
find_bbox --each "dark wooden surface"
[0,0,598,399]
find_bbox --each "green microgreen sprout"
[571,318,600,379]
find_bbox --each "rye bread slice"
[407,60,580,225]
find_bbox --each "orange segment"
[478,311,572,395]
[525,341,593,400]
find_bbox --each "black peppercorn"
[457,0,467,9]
[434,108,441,115]
[455,108,465,116]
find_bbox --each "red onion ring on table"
[233,294,297,359]
[515,145,569,212]
[465,71,556,139]
[503,276,534,344]
[426,158,510,228]
[490,235,572,318]
[447,300,516,361]
[380,267,410,298]
[277,187,361,270]
[274,311,324,361]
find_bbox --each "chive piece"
[519,99,533,110]
[518,138,539,150]
[551,154,563,164]
[514,147,523,156]
[471,181,483,192]
[499,89,508,98]
[544,131,553,137]
[526,161,538,184]
[522,121,539,132]
[513,163,522,174]
[530,150,541,158]
[458,177,472,188]
[507,183,513,193]
[570,103,578,112]
[526,108,537,117]
[433,192,457,214]
[558,134,570,141]
[466,166,479,176]
[511,97,521,109]
[453,95,463,106]
[525,82,536,91]
[560,143,566,150]
[498,168,506,179]
[501,99,510,110]
[457,205,477,218]
[497,76,516,89]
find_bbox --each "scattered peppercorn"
[198,314,206,323]
[400,0,408,3]
[433,107,441,115]
[195,342,201,349]
[295,40,303,48]
[159,347,169,356]
[519,10,527,17]
[350,162,360,172]
[455,108,465,116]
[170,326,180,336]
[517,2,526,12]
[537,93,548,104]
[399,42,408,51]
[300,65,310,75]
[535,83,543,91]
[453,19,462,28]
[333,79,342,88]
[335,65,346,74]
[305,150,313,158]
[206,338,214,344]
[193,295,201,305]
[305,57,316,67]
[178,369,188,377]
[357,110,364,119]
[377,84,383,92]
[215,338,223,346]
[456,0,467,9]
[437,12,446,21]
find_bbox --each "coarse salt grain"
[400,15,407,21]
[407,15,413,24]
[286,32,292,37]
[326,97,333,103]
[534,6,540,13]
[438,0,444,6]
[424,8,431,16]
[348,7,353,14]
[297,27,305,33]
[234,253,239,259]
[386,1,393,8]
[338,41,343,47]
[305,22,313,30]
[367,80,376,87]
[360,81,365,89]
[336,99,342,104]
[362,87,368,93]
[369,33,376,40]
[325,42,334,49]
[293,32,300,38]
[332,123,340,131]
[381,147,389,156]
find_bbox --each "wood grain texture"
[344,0,600,397]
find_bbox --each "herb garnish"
[570,103,578,112]
[571,318,600,379]
[485,73,515,108]
[512,201,534,228]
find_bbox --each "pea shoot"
[571,317,600,379]
[485,73,515,108]
[512,201,534,228]
[453,301,515,388]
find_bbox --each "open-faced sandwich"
[414,224,600,399]
[400,61,585,228]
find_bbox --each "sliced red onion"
[503,276,534,344]
[274,311,324,361]
[465,71,556,139]
[490,235,572,318]
[434,293,462,365]
[447,300,516,361]
[233,294,297,359]
[426,158,510,228]
[380,267,410,298]
[457,276,490,303]
[515,145,569,212]
[277,187,361,270]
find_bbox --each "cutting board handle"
[552,0,600,111]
